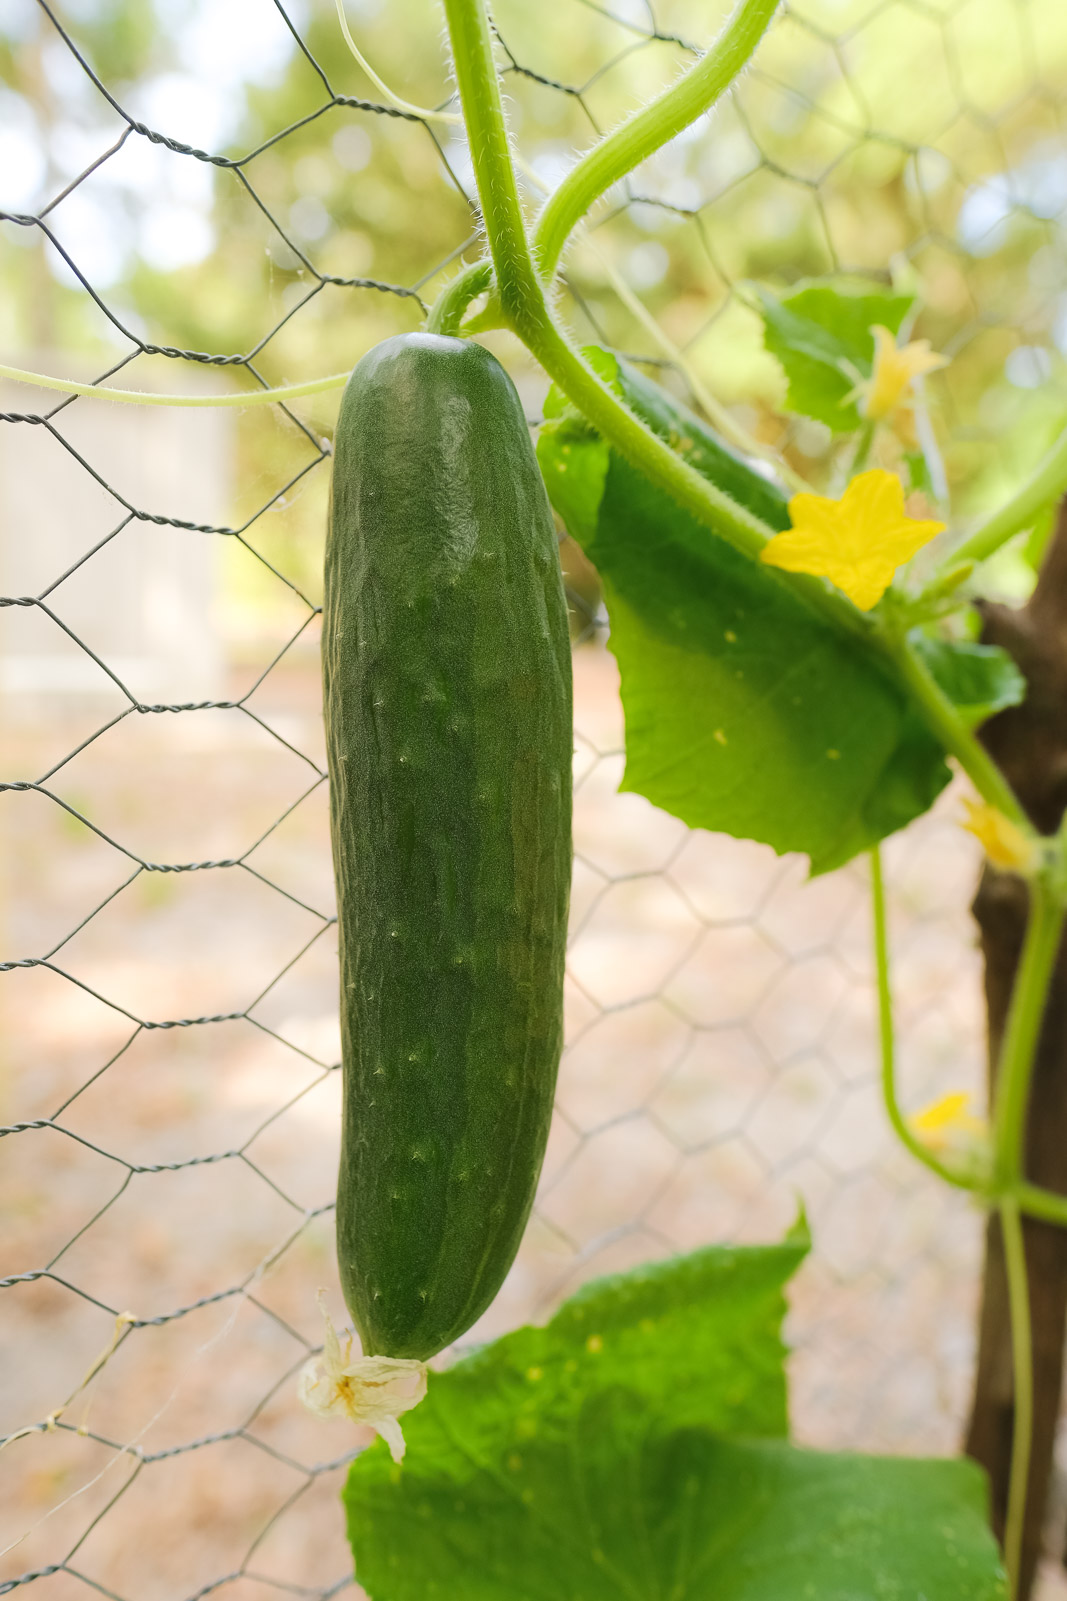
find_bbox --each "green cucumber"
[323,332,572,1361]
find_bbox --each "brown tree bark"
[964,500,1067,1600]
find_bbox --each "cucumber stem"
[942,423,1067,573]
[425,260,494,335]
[531,0,781,283]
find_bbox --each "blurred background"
[2,0,1067,1596]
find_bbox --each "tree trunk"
[964,500,1067,1600]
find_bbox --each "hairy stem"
[440,0,543,329]
[439,0,861,625]
[424,259,493,335]
[531,0,781,282]
[441,0,1038,818]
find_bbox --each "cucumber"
[323,332,572,1361]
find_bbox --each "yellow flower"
[961,798,1036,873]
[861,325,949,423]
[298,1290,427,1463]
[759,468,946,610]
[909,1091,987,1156]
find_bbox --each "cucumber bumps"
[323,333,572,1361]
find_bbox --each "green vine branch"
[990,874,1067,1189]
[874,831,1067,1601]
[4,0,1059,852]
[870,846,983,1193]
[439,0,875,653]
[438,0,1051,844]
[1014,1182,1067,1227]
[873,847,1061,1601]
[871,842,1067,1228]
[880,627,1032,830]
[422,15,1067,1599]
[424,259,493,335]
[947,425,1067,574]
[531,0,781,282]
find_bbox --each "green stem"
[1015,1181,1067,1227]
[991,873,1066,1187]
[870,846,983,1192]
[881,629,1031,828]
[531,0,781,282]
[0,361,350,407]
[522,306,769,561]
[584,234,812,493]
[440,0,543,331]
[946,423,1067,572]
[1001,1198,1033,1601]
[424,259,493,335]
[440,0,870,644]
[437,0,1040,811]
[984,871,1064,1596]
[530,301,880,639]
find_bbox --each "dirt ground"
[3,636,1062,1598]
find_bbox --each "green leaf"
[910,633,1027,727]
[539,388,951,871]
[350,1421,1004,1601]
[753,280,914,432]
[344,1237,1005,1601]
[538,415,610,548]
[399,1236,806,1465]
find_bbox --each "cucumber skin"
[323,333,572,1361]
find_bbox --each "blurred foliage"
[2,0,1067,623]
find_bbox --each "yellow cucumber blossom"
[960,798,1036,873]
[861,325,949,425]
[759,468,945,610]
[298,1290,427,1462]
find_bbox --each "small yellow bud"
[960,798,1036,873]
[861,326,949,424]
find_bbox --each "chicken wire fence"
[2,0,1065,1597]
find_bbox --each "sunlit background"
[3,0,1067,1597]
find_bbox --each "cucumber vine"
[435,1,1067,1594]
[7,2,1067,1590]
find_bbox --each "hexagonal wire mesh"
[2,0,1066,1596]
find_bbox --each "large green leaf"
[344,1237,1005,1601]
[539,368,951,872]
[753,280,914,432]
[349,1417,1003,1601]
